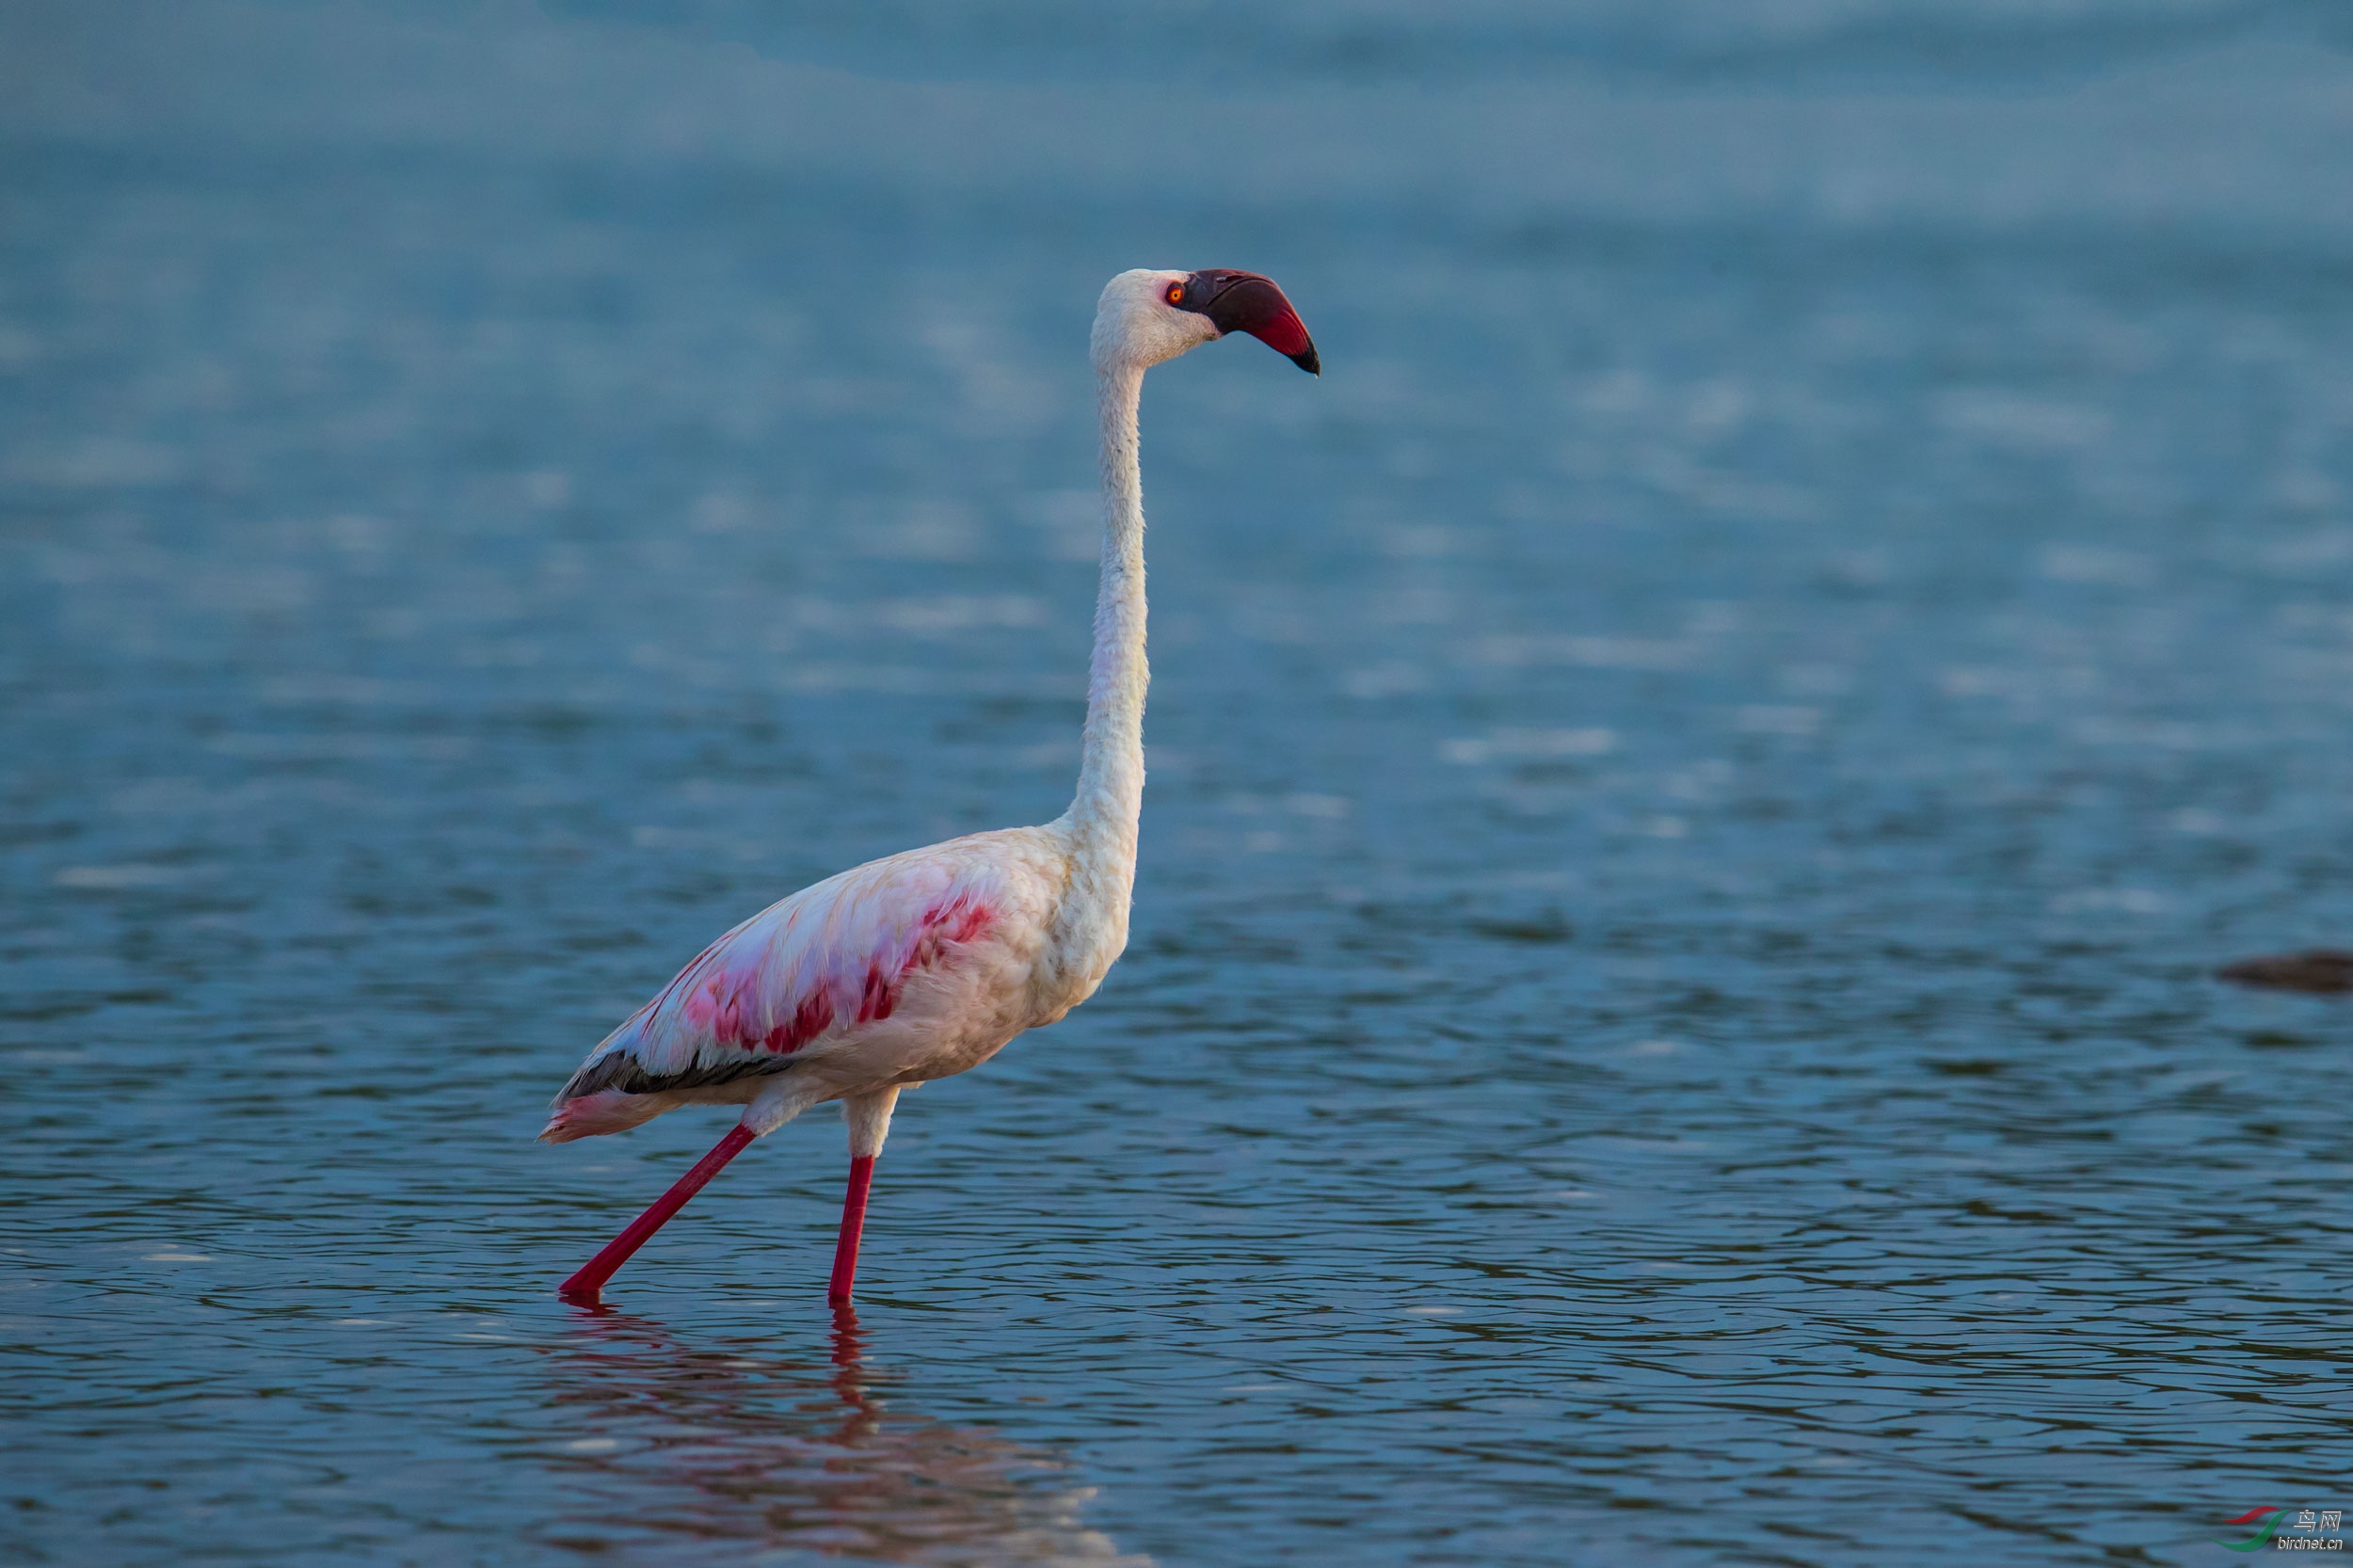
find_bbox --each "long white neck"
[1064,360,1147,875]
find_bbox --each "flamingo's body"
[544,268,1319,1304]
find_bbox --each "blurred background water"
[5,3,2353,1564]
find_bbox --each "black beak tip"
[1291,346,1321,376]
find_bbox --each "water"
[6,4,2353,1563]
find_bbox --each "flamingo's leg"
[559,1124,756,1301]
[828,1087,901,1306]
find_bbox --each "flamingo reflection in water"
[541,1305,1147,1566]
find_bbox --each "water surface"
[5,4,2353,1563]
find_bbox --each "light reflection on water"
[5,3,2353,1565]
[541,1308,1144,1566]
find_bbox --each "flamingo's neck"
[1064,360,1147,897]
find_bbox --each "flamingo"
[543,267,1320,1304]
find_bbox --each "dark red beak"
[1176,270,1320,375]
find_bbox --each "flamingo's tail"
[538,1090,663,1144]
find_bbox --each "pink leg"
[559,1124,757,1301]
[828,1155,876,1306]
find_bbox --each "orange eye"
[1165,282,1185,305]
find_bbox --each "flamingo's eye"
[1165,282,1185,305]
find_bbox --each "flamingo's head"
[1093,268,1320,376]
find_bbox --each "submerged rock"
[2217,951,2353,994]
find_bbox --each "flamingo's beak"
[1178,270,1320,376]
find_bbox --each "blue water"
[6,4,2353,1563]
